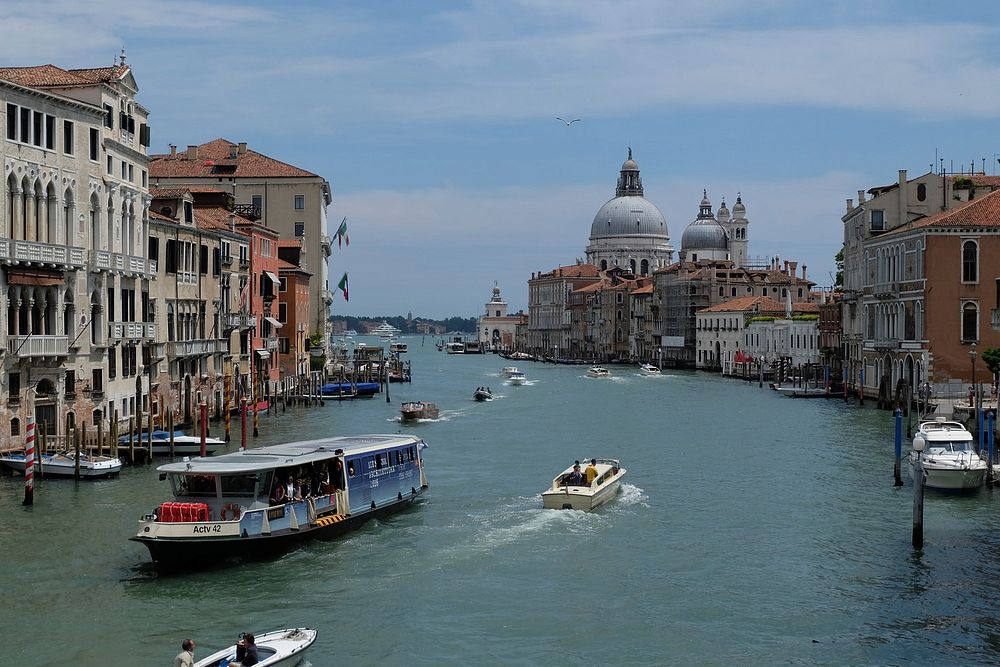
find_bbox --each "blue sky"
[5,1,1000,318]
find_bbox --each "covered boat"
[586,366,611,378]
[909,417,986,490]
[0,450,122,479]
[638,363,661,375]
[321,381,380,397]
[542,458,626,511]
[400,401,439,421]
[194,628,317,667]
[131,434,428,569]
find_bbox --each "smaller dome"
[733,193,747,218]
[621,158,639,172]
[717,198,730,223]
[682,219,729,250]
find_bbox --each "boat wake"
[612,483,648,508]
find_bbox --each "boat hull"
[909,461,986,490]
[194,628,316,667]
[0,455,121,478]
[542,480,621,511]
[132,488,427,570]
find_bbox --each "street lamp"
[970,342,978,407]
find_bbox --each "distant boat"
[639,363,661,376]
[542,458,626,511]
[508,371,527,386]
[371,321,402,337]
[502,366,519,377]
[473,388,493,401]
[390,342,408,353]
[586,366,611,378]
[400,401,439,421]
[344,329,359,336]
[119,430,227,456]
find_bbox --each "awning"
[264,316,283,329]
[254,349,271,360]
[263,271,281,288]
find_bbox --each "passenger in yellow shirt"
[585,459,599,485]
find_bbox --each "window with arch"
[640,259,649,275]
[731,287,737,297]
[962,302,978,342]
[962,240,978,283]
[917,183,926,201]
[616,327,623,343]
[93,409,102,427]
[10,417,20,437]
[600,260,607,271]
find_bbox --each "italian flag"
[337,217,349,247]
[338,272,349,301]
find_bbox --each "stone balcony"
[322,289,335,304]
[872,282,898,299]
[0,239,86,269]
[224,313,257,330]
[108,321,156,342]
[165,338,228,357]
[265,337,279,351]
[870,337,900,351]
[88,249,157,277]
[8,335,69,358]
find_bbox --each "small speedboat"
[501,366,519,378]
[0,450,122,478]
[542,458,626,511]
[909,417,986,490]
[473,388,493,401]
[638,363,661,375]
[401,401,439,421]
[586,366,611,378]
[194,628,317,667]
[508,371,527,386]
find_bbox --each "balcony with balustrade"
[108,321,156,343]
[0,239,86,269]
[233,204,261,221]
[224,313,257,330]
[8,335,70,358]
[88,249,157,277]
[165,339,228,357]
[265,337,279,351]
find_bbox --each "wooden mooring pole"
[893,408,903,487]
[912,431,925,549]
[22,416,35,505]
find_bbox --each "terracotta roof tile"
[150,187,190,199]
[883,189,1000,236]
[67,65,128,84]
[149,210,174,222]
[0,64,92,87]
[700,295,786,313]
[150,139,318,179]
[632,284,654,295]
[192,206,252,233]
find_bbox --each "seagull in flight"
[556,117,581,126]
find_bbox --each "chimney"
[846,198,853,213]
[801,264,807,281]
[238,142,248,155]
[788,260,797,279]
[186,145,198,160]
[229,144,238,159]
[783,260,789,276]
[857,190,865,204]
[898,169,907,187]
[169,144,177,157]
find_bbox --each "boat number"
[369,478,379,488]
[193,524,223,534]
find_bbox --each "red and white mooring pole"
[22,416,35,506]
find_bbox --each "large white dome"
[590,196,669,239]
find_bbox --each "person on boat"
[240,633,259,666]
[173,639,195,667]
[333,458,345,490]
[315,463,332,494]
[565,463,584,486]
[285,474,301,501]
[585,459,599,484]
[270,480,286,506]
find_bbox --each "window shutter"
[200,245,208,274]
[213,248,221,276]
[128,116,135,134]
[120,112,127,130]
[165,240,177,273]
[148,236,159,262]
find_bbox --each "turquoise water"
[4,337,1000,665]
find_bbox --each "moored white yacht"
[0,450,122,478]
[542,458,626,511]
[909,417,986,490]
[502,366,519,377]
[371,321,401,338]
[586,366,611,378]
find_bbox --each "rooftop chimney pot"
[186,145,198,160]
[169,144,177,157]
[238,142,248,155]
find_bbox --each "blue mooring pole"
[893,408,903,487]
[978,403,985,455]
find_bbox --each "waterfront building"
[818,294,842,379]
[654,258,815,368]
[149,139,333,351]
[477,283,525,352]
[526,263,600,357]
[840,169,1000,401]
[0,57,154,445]
[276,241,313,381]
[144,188,249,424]
[568,268,650,362]
[585,149,673,274]
[629,282,657,364]
[743,309,821,374]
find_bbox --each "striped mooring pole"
[22,415,35,505]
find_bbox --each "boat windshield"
[170,473,219,498]
[220,471,270,498]
[926,440,974,454]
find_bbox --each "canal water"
[4,338,1000,666]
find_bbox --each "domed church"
[679,190,751,267]
[585,149,673,275]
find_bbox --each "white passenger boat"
[638,363,661,376]
[131,434,428,569]
[508,371,527,385]
[400,401,439,421]
[390,341,408,353]
[0,450,122,478]
[542,458,626,511]
[445,342,465,354]
[371,321,401,338]
[194,628,317,667]
[908,417,986,490]
[502,366,519,377]
[586,366,611,378]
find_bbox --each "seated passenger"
[270,481,286,506]
[565,463,584,486]
[284,475,301,502]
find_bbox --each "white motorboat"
[445,342,465,354]
[400,401,440,421]
[508,371,527,385]
[0,450,122,478]
[586,366,611,378]
[542,458,626,511]
[638,363,661,376]
[473,388,493,401]
[909,417,986,490]
[502,366,519,378]
[371,321,401,338]
[390,341,408,353]
[194,628,317,667]
[121,431,227,456]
